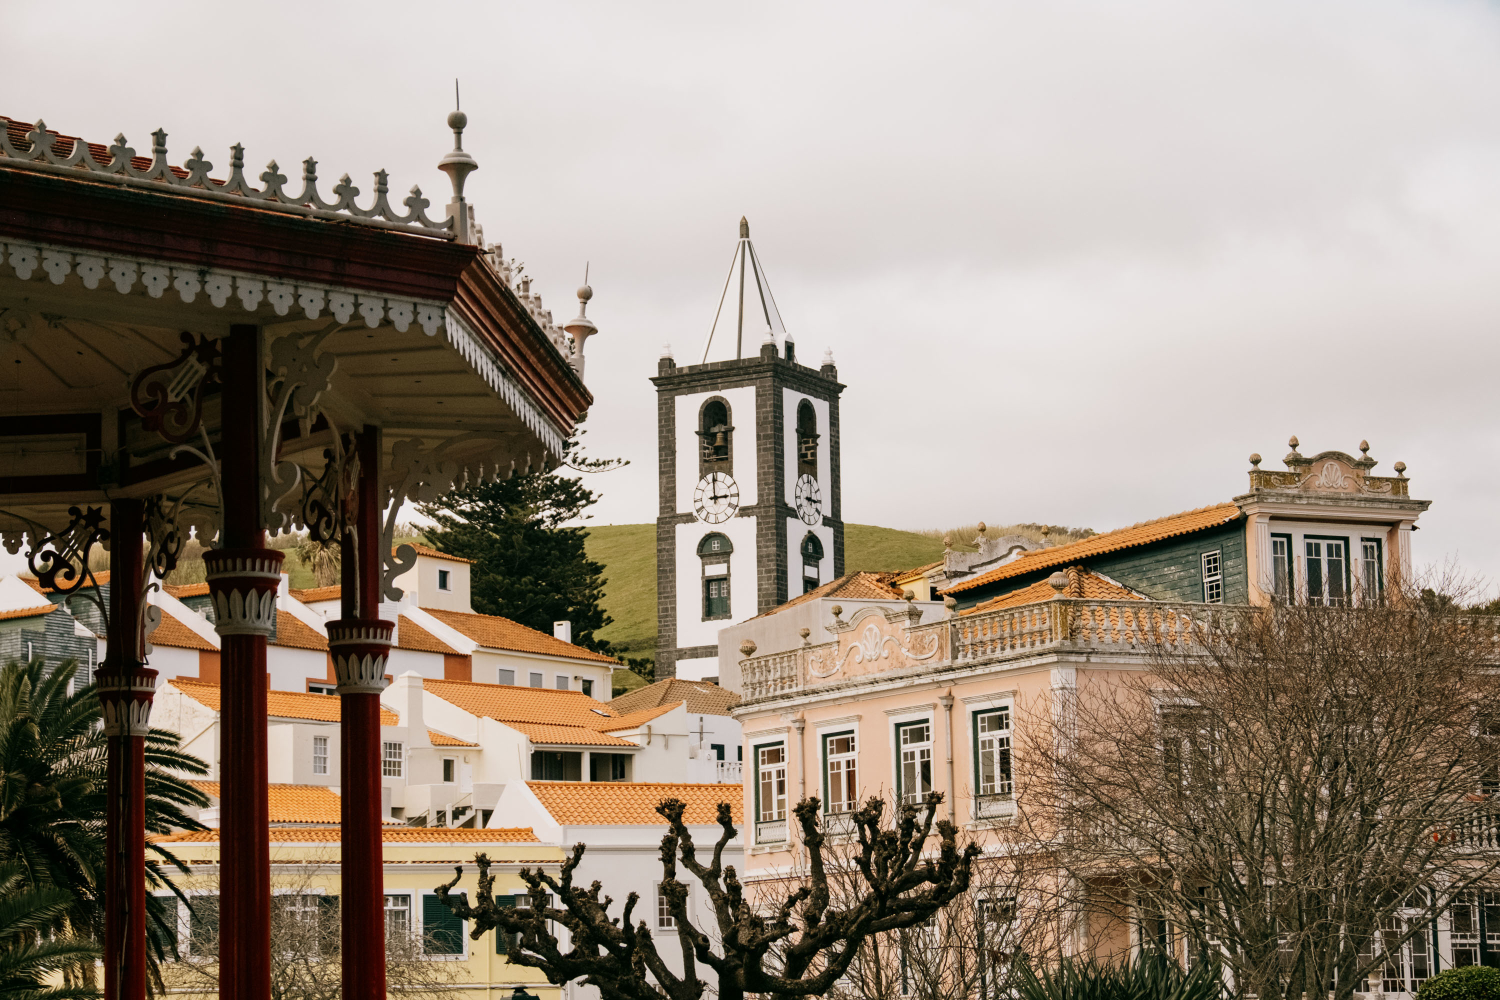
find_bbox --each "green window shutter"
[423,894,464,956]
[495,895,517,955]
[147,896,178,959]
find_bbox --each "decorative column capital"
[204,548,284,637]
[327,618,394,694]
[96,667,159,737]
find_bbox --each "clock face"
[794,474,822,524]
[694,473,740,524]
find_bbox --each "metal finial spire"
[702,216,786,363]
[438,90,479,244]
[455,78,460,111]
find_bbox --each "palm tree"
[0,658,209,979]
[0,862,101,1000]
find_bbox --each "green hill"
[584,523,944,670]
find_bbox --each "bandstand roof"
[0,112,594,546]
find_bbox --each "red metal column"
[205,324,280,1000]
[97,499,156,1000]
[330,426,391,1000]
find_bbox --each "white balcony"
[715,760,743,783]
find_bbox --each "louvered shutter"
[423,894,464,956]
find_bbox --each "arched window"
[801,532,824,593]
[699,533,733,620]
[699,398,732,475]
[796,400,819,478]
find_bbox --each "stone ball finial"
[739,639,757,657]
[944,596,957,614]
[976,521,987,536]
[1288,435,1299,449]
[942,534,952,550]
[1048,571,1069,592]
[448,109,468,131]
[1394,461,1407,476]
[1360,439,1370,455]
[798,627,811,640]
[831,604,843,618]
[1249,453,1262,468]
[578,284,593,303]
[903,589,916,602]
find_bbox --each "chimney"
[388,671,426,738]
[553,621,572,644]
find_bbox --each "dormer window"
[796,400,819,478]
[437,569,451,591]
[801,533,824,593]
[698,399,733,475]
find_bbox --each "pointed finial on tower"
[740,216,749,239]
[438,84,480,244]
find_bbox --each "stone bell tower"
[650,219,844,682]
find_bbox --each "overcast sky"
[9,1,1500,586]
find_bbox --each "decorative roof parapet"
[0,116,455,240]
[1246,437,1410,498]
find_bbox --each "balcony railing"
[973,793,1017,821]
[739,598,1213,704]
[715,760,743,783]
[755,819,788,845]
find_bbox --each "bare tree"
[1017,589,1500,999]
[435,793,979,1000]
[161,862,465,1000]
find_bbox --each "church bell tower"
[651,219,845,682]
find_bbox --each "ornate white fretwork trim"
[210,587,278,637]
[0,118,453,238]
[1,239,447,334]
[444,311,568,458]
[101,698,153,737]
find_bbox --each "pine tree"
[418,424,625,655]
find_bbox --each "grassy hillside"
[585,523,947,671]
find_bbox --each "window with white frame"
[823,732,857,815]
[1201,550,1223,604]
[1160,706,1214,795]
[756,744,787,843]
[977,896,1018,999]
[656,884,677,930]
[529,671,543,688]
[442,758,455,783]
[384,894,411,938]
[497,668,515,685]
[312,735,328,775]
[1360,538,1383,603]
[1271,534,1292,603]
[897,721,933,805]
[555,675,569,690]
[974,708,1013,813]
[1304,537,1348,606]
[382,742,404,778]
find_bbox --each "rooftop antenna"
[701,216,787,363]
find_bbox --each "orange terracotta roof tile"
[963,566,1144,614]
[156,826,539,844]
[528,782,743,826]
[601,702,683,731]
[150,610,216,651]
[165,582,209,598]
[191,782,341,825]
[273,613,329,652]
[22,571,111,593]
[0,603,57,621]
[941,503,1242,596]
[401,544,475,565]
[288,585,341,603]
[610,679,740,718]
[752,572,908,620]
[425,679,616,726]
[508,722,638,747]
[397,615,461,655]
[427,730,478,747]
[169,679,398,725]
[422,608,617,663]
[892,561,943,585]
